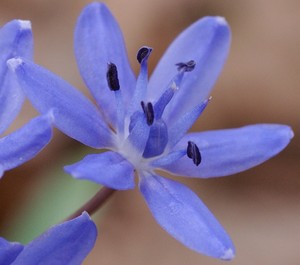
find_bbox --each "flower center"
[106,46,201,170]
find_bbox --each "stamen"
[106,62,125,134]
[187,141,201,166]
[176,60,196,72]
[137,46,152,64]
[153,60,196,120]
[106,63,120,91]
[141,101,154,126]
[154,88,175,119]
[126,46,153,122]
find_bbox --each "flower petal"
[0,20,33,134]
[139,173,235,260]
[0,70,25,135]
[147,17,231,125]
[64,151,135,190]
[0,238,23,264]
[0,113,53,178]
[161,124,293,178]
[7,58,113,149]
[11,212,97,265]
[74,2,136,129]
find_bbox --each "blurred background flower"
[0,0,299,264]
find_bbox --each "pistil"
[154,60,197,120]
[128,46,152,118]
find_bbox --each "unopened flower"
[0,20,52,177]
[8,2,293,260]
[0,212,97,264]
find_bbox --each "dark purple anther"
[176,60,196,72]
[187,141,201,166]
[137,46,152,64]
[141,101,154,125]
[106,62,120,91]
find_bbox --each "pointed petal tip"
[80,1,111,20]
[77,211,93,222]
[17,20,31,30]
[288,126,294,139]
[220,247,235,260]
[201,15,229,28]
[215,16,228,26]
[203,96,212,106]
[7,57,23,72]
[45,109,55,123]
[64,165,80,179]
[274,124,294,144]
[81,211,91,219]
[38,109,55,125]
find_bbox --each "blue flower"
[8,2,293,260]
[0,20,52,177]
[0,212,97,265]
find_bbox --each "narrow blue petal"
[0,238,23,264]
[0,70,25,135]
[0,20,33,79]
[8,58,113,149]
[0,113,53,178]
[64,151,135,190]
[11,212,97,265]
[139,173,235,260]
[0,20,33,134]
[147,17,231,125]
[161,124,293,178]
[74,2,136,129]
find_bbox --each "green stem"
[65,186,116,221]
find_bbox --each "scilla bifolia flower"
[7,2,293,260]
[0,20,52,177]
[0,212,97,265]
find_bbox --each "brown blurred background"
[0,0,299,264]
